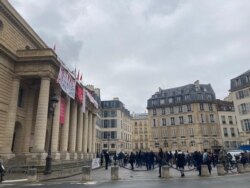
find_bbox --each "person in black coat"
[194,151,203,176]
[0,157,5,183]
[129,152,136,170]
[104,151,110,170]
[158,148,164,177]
[176,151,186,177]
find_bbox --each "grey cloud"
[10,0,250,112]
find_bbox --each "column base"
[70,152,78,160]
[60,152,70,160]
[83,154,88,160]
[28,152,47,165]
[77,153,84,159]
[52,152,61,160]
[0,153,15,161]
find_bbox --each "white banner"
[91,158,100,169]
[57,66,76,99]
[86,90,98,109]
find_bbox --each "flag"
[53,44,56,51]
[80,74,82,81]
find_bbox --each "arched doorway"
[11,122,23,153]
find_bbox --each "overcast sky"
[10,0,250,113]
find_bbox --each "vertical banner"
[57,66,76,99]
[75,83,83,104]
[82,88,86,113]
[60,97,66,124]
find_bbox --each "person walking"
[129,152,136,170]
[0,156,5,183]
[158,148,164,177]
[104,151,110,170]
[176,151,186,177]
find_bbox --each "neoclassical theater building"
[0,0,98,163]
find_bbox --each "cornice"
[0,0,47,49]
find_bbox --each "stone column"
[32,77,50,153]
[51,87,61,160]
[22,88,35,153]
[92,114,97,155]
[83,110,89,154]
[3,78,20,153]
[76,104,83,154]
[60,96,70,159]
[69,101,77,157]
[201,165,210,177]
[88,112,93,154]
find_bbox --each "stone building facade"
[101,98,132,154]
[147,81,223,152]
[216,100,242,150]
[230,70,250,144]
[0,0,98,163]
[131,113,151,151]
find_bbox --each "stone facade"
[0,0,97,163]
[131,113,151,151]
[230,70,250,144]
[216,100,242,150]
[101,98,132,154]
[147,81,223,152]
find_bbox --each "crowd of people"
[100,149,250,178]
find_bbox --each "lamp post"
[44,94,59,175]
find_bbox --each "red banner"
[76,83,83,104]
[60,97,66,124]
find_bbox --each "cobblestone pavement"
[61,165,221,182]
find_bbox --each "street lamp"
[44,94,59,175]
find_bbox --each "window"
[179,116,184,124]
[228,116,233,124]
[135,143,138,149]
[170,107,174,114]
[103,144,108,148]
[187,104,192,112]
[153,109,157,115]
[210,114,214,123]
[188,115,193,123]
[111,144,116,148]
[185,95,190,101]
[168,98,173,104]
[221,116,226,124]
[200,103,204,111]
[155,143,159,148]
[140,143,143,149]
[162,108,165,115]
[179,106,183,113]
[202,126,208,135]
[190,141,196,147]
[230,128,235,137]
[172,128,176,137]
[171,117,175,125]
[160,99,165,105]
[223,128,228,137]
[208,104,213,111]
[200,114,204,123]
[180,128,185,136]
[181,141,186,146]
[241,119,250,132]
[111,119,117,128]
[204,140,209,148]
[176,96,182,102]
[162,118,167,126]
[211,125,217,135]
[153,119,156,127]
[103,120,109,128]
[189,128,194,136]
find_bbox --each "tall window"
[210,114,214,123]
[172,128,176,137]
[221,116,226,124]
[228,116,233,124]
[188,115,193,123]
[189,128,194,136]
[162,118,167,126]
[241,119,250,131]
[179,106,183,113]
[162,108,165,115]
[153,119,156,127]
[179,116,184,124]
[208,104,213,111]
[230,128,235,137]
[153,109,157,115]
[18,88,25,108]
[187,104,192,112]
[201,114,204,123]
[180,128,185,136]
[200,103,204,111]
[171,117,175,125]
[170,107,174,114]
[223,128,228,137]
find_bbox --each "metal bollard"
[111,166,119,180]
[82,166,91,181]
[27,168,37,182]
[217,164,225,176]
[237,163,245,173]
[244,163,250,172]
[201,165,210,177]
[162,166,170,178]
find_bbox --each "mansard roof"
[147,81,216,109]
[230,70,250,92]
